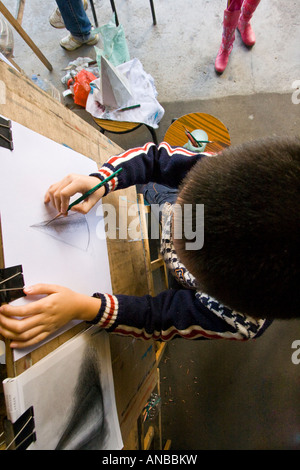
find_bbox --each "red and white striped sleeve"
[88,289,272,342]
[90,142,207,195]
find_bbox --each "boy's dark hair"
[175,136,300,320]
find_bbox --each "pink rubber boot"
[237,0,261,46]
[215,9,241,74]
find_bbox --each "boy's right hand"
[44,174,105,215]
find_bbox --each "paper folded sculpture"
[100,55,133,109]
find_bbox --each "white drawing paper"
[3,327,123,450]
[0,118,112,361]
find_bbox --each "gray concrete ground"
[3,0,300,102]
[2,0,300,450]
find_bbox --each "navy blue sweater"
[89,142,272,341]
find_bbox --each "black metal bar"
[89,0,98,27]
[146,125,158,144]
[149,0,157,25]
[110,0,119,26]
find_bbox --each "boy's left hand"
[0,284,101,349]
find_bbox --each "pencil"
[119,104,141,112]
[183,127,200,147]
[183,126,211,147]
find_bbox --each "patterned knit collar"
[160,203,198,289]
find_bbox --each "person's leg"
[141,182,178,222]
[54,0,99,50]
[227,0,243,11]
[214,1,242,73]
[50,0,88,29]
[237,0,261,46]
[141,183,182,290]
[55,0,91,40]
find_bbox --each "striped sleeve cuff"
[90,164,120,196]
[87,293,119,329]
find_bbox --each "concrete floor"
[3,0,300,102]
[2,0,300,450]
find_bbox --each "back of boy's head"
[175,136,300,320]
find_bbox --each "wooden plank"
[151,258,164,271]
[155,342,167,365]
[156,367,163,450]
[137,193,155,296]
[16,0,25,24]
[164,439,172,450]
[144,426,155,450]
[119,363,158,446]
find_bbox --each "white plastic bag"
[0,16,14,58]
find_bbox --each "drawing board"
[0,117,112,361]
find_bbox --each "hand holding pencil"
[44,170,122,216]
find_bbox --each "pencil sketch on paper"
[4,327,123,450]
[55,338,109,449]
[30,212,91,252]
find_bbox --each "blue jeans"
[141,182,181,290]
[141,182,178,223]
[55,0,91,40]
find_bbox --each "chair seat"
[164,113,231,153]
[94,118,141,133]
[93,118,158,144]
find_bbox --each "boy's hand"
[44,174,105,215]
[0,284,101,349]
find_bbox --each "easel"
[0,1,52,71]
[0,59,166,449]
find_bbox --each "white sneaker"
[60,32,99,51]
[49,0,89,29]
[49,8,65,28]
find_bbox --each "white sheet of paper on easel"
[0,117,112,361]
[100,55,133,109]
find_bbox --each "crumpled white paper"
[85,58,164,129]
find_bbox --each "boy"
[0,136,299,348]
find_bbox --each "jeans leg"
[55,0,91,40]
[141,182,178,222]
[141,183,182,290]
